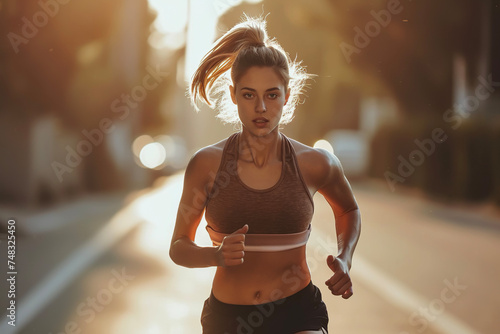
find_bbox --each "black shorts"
[201,281,328,334]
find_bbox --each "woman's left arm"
[316,150,361,299]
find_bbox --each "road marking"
[355,256,481,334]
[0,174,483,334]
[0,204,142,334]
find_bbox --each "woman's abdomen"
[211,246,311,305]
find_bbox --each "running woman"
[170,16,361,334]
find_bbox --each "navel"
[254,290,261,301]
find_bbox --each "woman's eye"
[243,93,253,98]
[268,93,278,99]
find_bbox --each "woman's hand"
[216,225,248,267]
[325,255,353,299]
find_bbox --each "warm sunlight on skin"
[230,66,290,137]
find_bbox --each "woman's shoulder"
[186,136,231,175]
[193,137,228,158]
[181,135,234,195]
[287,137,339,167]
[287,136,343,188]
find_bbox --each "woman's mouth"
[253,118,268,127]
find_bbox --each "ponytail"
[190,15,312,125]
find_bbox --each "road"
[1,174,499,334]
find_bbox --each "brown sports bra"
[205,132,314,252]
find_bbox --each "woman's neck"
[239,130,282,168]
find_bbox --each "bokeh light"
[139,142,167,169]
[132,135,155,158]
[313,139,334,155]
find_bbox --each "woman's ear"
[229,85,237,104]
[284,88,291,105]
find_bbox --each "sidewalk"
[0,190,136,334]
[0,191,129,235]
[352,178,500,231]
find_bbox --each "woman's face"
[230,66,290,137]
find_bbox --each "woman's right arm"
[169,148,247,268]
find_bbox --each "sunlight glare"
[184,0,263,82]
[148,0,188,49]
[149,0,188,34]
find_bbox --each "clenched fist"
[325,255,353,299]
[216,224,248,267]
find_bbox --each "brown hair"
[190,15,312,125]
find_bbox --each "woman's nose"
[255,98,266,113]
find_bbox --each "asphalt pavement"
[1,174,499,334]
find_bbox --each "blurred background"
[0,0,499,333]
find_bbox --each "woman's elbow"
[169,240,181,265]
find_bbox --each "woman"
[170,16,361,334]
